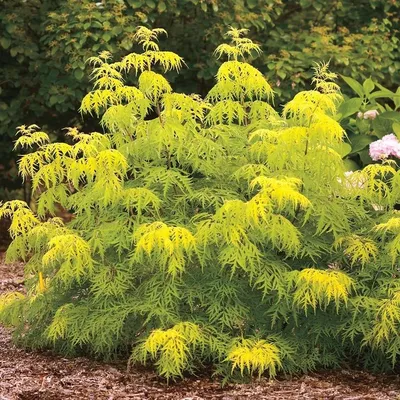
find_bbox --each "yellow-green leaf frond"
[139,70,172,102]
[122,187,161,215]
[226,27,250,40]
[248,101,280,122]
[293,268,354,312]
[32,161,66,191]
[209,61,273,102]
[214,44,241,61]
[334,235,378,267]
[206,100,246,125]
[120,53,152,74]
[42,234,93,284]
[375,217,400,235]
[227,338,281,377]
[101,104,136,132]
[143,167,193,197]
[250,176,311,213]
[0,292,25,315]
[0,292,26,327]
[374,217,400,264]
[134,26,167,51]
[14,126,50,150]
[86,50,113,66]
[364,292,400,348]
[162,93,209,122]
[0,201,40,238]
[95,149,128,179]
[132,322,202,380]
[233,163,270,183]
[80,89,114,116]
[218,240,261,274]
[18,151,46,180]
[312,61,340,94]
[283,90,340,121]
[133,222,196,276]
[215,28,262,61]
[90,61,123,82]
[147,51,185,72]
[265,214,302,255]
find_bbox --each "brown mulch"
[1,254,400,399]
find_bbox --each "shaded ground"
[0,219,11,252]
[1,254,400,399]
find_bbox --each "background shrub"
[1,0,399,198]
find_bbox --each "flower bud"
[363,109,379,120]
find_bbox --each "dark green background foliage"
[1,0,399,198]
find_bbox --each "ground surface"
[1,254,400,399]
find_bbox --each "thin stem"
[156,103,164,127]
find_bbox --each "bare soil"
[1,254,400,399]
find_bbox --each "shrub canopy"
[2,27,400,380]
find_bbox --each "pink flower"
[369,134,400,161]
[363,110,379,120]
[357,110,379,120]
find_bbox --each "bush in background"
[1,0,399,198]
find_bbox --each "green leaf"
[369,91,400,101]
[247,0,258,9]
[371,117,393,138]
[102,32,112,42]
[343,158,359,171]
[74,69,85,81]
[277,70,286,79]
[49,95,59,106]
[121,40,133,51]
[363,78,375,95]
[393,122,400,139]
[395,87,400,110]
[341,76,364,98]
[358,148,373,166]
[158,1,167,12]
[92,21,103,29]
[300,0,312,7]
[112,26,123,36]
[0,37,11,49]
[337,98,362,120]
[347,133,376,154]
[379,111,400,121]
[127,0,143,8]
[5,24,16,34]
[335,142,352,158]
[146,0,156,8]
[10,47,18,57]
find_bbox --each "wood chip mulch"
[1,254,400,399]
